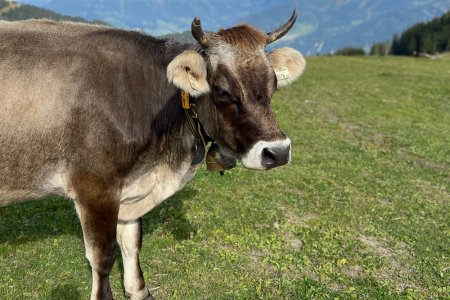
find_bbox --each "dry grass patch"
[359,235,420,292]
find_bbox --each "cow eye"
[215,88,231,99]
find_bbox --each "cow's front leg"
[117,218,153,300]
[73,177,120,300]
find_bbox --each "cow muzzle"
[241,138,291,170]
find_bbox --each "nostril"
[281,144,291,163]
[261,144,291,169]
[285,144,291,156]
[262,147,277,167]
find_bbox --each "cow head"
[167,10,305,170]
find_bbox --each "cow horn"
[266,9,297,45]
[191,17,209,48]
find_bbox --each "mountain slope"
[16,0,282,34]
[15,0,450,54]
[246,0,450,54]
[0,0,106,23]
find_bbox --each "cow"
[0,10,306,300]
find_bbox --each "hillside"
[0,56,448,299]
[16,0,450,54]
[0,0,106,24]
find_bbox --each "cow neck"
[178,46,236,174]
[181,90,209,166]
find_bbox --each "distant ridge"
[11,0,450,54]
[160,30,195,43]
[0,0,107,24]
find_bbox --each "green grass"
[1,56,449,299]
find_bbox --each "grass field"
[0,55,449,299]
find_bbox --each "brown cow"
[0,10,305,300]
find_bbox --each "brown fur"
[72,172,120,299]
[211,25,267,50]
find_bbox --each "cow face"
[167,10,305,170]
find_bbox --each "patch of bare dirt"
[412,179,450,204]
[342,265,365,279]
[370,133,394,152]
[319,107,340,123]
[277,204,318,228]
[249,249,279,278]
[281,263,346,293]
[399,148,449,173]
[359,235,420,291]
[283,232,304,250]
[340,122,361,133]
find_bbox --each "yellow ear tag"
[188,73,199,91]
[181,90,190,109]
[275,67,290,81]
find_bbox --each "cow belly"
[0,189,46,206]
[118,161,197,221]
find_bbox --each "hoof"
[124,288,154,300]
[144,293,155,300]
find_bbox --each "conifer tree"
[384,11,450,56]
[390,34,400,55]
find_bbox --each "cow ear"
[267,47,306,88]
[167,51,210,97]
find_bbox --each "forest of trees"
[334,47,366,56]
[391,11,450,55]
[369,41,391,56]
[0,1,7,10]
[336,10,450,56]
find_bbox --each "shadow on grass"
[0,186,198,297]
[143,186,198,240]
[50,284,81,300]
[0,196,80,245]
[0,187,197,245]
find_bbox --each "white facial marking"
[208,41,236,71]
[241,138,291,170]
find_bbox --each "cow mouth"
[206,143,237,172]
[213,141,240,161]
